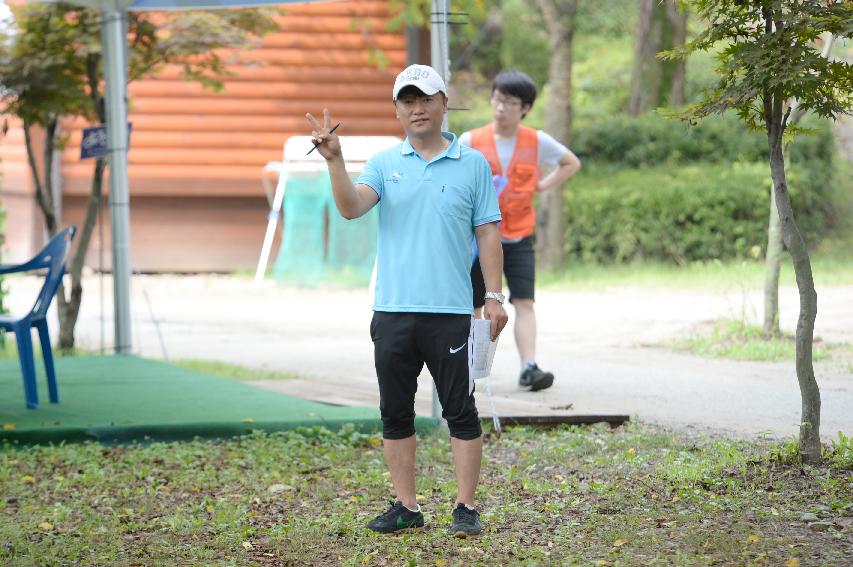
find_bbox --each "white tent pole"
[102,2,133,354]
[254,168,288,283]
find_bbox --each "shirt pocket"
[508,164,537,195]
[503,165,536,210]
[437,184,473,221]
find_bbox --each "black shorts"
[370,311,481,440]
[472,235,535,308]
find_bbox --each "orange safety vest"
[470,124,539,240]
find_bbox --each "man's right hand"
[305,108,341,161]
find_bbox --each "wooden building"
[1,1,422,272]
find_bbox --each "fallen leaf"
[435,560,448,567]
[613,538,628,547]
[2,423,16,430]
[785,560,799,567]
[21,476,35,484]
[268,484,295,494]
[241,418,255,423]
[38,522,53,531]
[627,447,636,456]
[747,534,760,544]
[369,438,382,446]
[242,541,253,550]
[362,550,378,565]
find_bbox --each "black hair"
[492,70,537,116]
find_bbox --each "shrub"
[564,162,832,264]
[572,112,835,170]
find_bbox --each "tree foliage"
[662,0,853,128]
[0,3,277,349]
[0,4,277,123]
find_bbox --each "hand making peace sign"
[305,108,342,161]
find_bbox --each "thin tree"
[663,0,853,463]
[0,4,276,349]
[534,0,578,270]
[763,35,836,338]
[629,0,688,116]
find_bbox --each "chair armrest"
[0,253,48,274]
[0,263,32,276]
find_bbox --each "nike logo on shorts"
[449,342,467,354]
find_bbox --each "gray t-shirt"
[459,129,570,174]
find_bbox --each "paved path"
[6,275,852,440]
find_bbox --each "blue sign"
[80,123,132,160]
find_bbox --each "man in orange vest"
[461,70,581,392]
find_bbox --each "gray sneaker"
[450,503,483,537]
[519,364,554,391]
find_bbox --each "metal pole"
[102,3,133,354]
[430,0,450,421]
[431,0,450,131]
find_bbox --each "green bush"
[564,162,833,264]
[572,112,835,168]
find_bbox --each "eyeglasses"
[491,95,523,109]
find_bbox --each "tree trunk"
[56,55,108,350]
[767,102,820,464]
[629,0,687,115]
[535,0,577,271]
[761,37,833,341]
[762,184,783,337]
[57,158,106,350]
[23,118,59,236]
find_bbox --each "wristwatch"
[484,291,506,305]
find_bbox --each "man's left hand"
[483,300,508,341]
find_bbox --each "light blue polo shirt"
[357,132,501,314]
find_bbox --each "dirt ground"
[5,274,852,441]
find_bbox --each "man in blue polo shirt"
[306,64,508,538]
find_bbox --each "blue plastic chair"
[0,226,77,409]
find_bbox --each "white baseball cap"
[392,64,447,100]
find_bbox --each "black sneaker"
[450,503,483,537]
[519,364,554,391]
[366,501,424,533]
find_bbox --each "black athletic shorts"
[472,235,535,308]
[370,311,481,440]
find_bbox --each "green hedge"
[564,162,832,264]
[572,112,835,169]
[562,112,839,264]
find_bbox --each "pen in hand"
[307,122,341,155]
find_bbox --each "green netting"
[272,172,378,287]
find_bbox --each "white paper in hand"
[468,318,498,393]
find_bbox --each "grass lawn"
[1,423,851,566]
[538,248,853,291]
[664,318,847,363]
